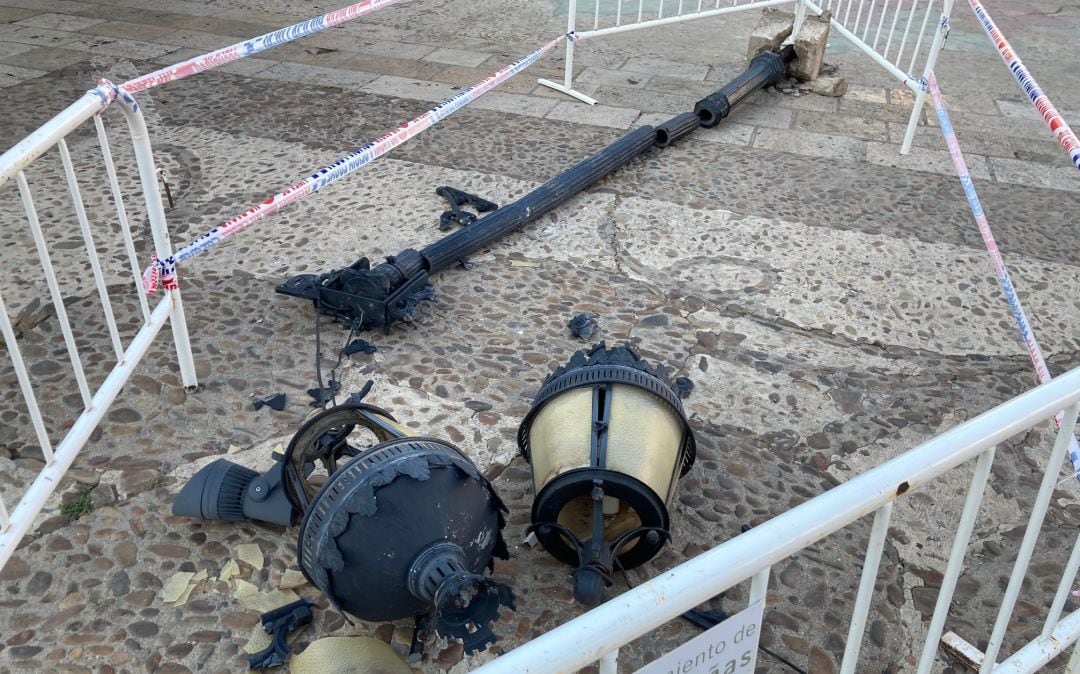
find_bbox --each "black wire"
[313,301,363,409]
[314,301,327,408]
[759,644,807,674]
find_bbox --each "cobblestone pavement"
[1,0,1079,672]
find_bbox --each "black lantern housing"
[518,343,696,606]
[284,401,514,654]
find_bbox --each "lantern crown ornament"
[518,342,696,606]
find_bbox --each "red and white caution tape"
[968,0,1080,173]
[927,72,1080,477]
[123,0,410,93]
[142,35,566,293]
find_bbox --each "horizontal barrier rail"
[476,367,1080,672]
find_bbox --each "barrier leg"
[901,0,954,154]
[119,95,199,390]
[538,0,599,105]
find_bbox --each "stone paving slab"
[0,1,1079,673]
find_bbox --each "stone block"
[746,9,795,61]
[791,15,830,81]
[808,76,847,97]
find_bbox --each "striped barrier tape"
[122,0,410,94]
[968,0,1080,173]
[142,35,566,294]
[927,72,1080,476]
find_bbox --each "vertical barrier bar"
[894,0,919,64]
[599,648,618,674]
[1067,644,1080,674]
[906,0,934,73]
[915,448,996,674]
[749,566,770,605]
[617,0,623,25]
[882,0,904,59]
[566,0,579,89]
[594,0,601,31]
[839,502,893,674]
[980,402,1080,673]
[1044,529,1080,640]
[860,0,877,39]
[872,0,890,49]
[0,286,55,465]
[94,115,151,324]
[853,0,866,33]
[901,0,952,154]
[793,0,808,38]
[116,95,199,389]
[57,139,125,362]
[16,171,92,410]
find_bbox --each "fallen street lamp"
[517,343,697,606]
[174,400,515,654]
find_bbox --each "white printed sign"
[635,601,764,674]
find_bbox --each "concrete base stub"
[791,13,831,81]
[746,8,795,61]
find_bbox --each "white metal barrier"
[0,84,197,569]
[541,0,954,153]
[476,366,1080,673]
[0,0,416,570]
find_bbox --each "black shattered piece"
[342,338,377,356]
[436,186,498,231]
[307,380,341,407]
[567,313,599,341]
[246,598,315,670]
[390,284,437,320]
[253,393,287,411]
[345,380,375,407]
[673,377,694,399]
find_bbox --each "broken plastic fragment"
[191,570,209,583]
[240,588,301,613]
[307,380,341,407]
[161,571,195,604]
[342,339,377,356]
[567,313,599,341]
[174,581,197,606]
[278,569,309,590]
[253,393,287,412]
[227,444,243,454]
[674,376,694,399]
[234,578,260,600]
[236,543,264,570]
[220,559,240,582]
[243,624,274,655]
[290,637,411,674]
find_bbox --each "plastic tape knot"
[142,255,178,295]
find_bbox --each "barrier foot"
[537,78,598,105]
